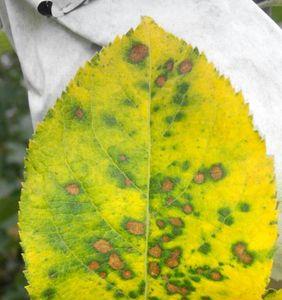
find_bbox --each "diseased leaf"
[20,17,278,299]
[265,290,282,300]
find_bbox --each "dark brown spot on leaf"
[162,235,171,243]
[166,249,181,268]
[93,239,112,254]
[88,261,100,271]
[179,59,193,74]
[182,204,193,214]
[124,178,133,186]
[119,154,127,162]
[166,196,174,206]
[233,242,254,265]
[169,217,184,227]
[129,44,148,63]
[165,59,174,72]
[99,271,107,279]
[149,244,162,258]
[149,262,160,278]
[210,164,224,181]
[125,221,145,235]
[122,270,133,279]
[74,108,84,119]
[109,253,124,270]
[155,75,167,87]
[156,219,166,229]
[65,183,80,195]
[210,271,222,281]
[193,172,205,184]
[166,283,179,294]
[162,178,174,192]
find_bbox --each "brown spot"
[122,270,133,279]
[166,196,174,206]
[156,219,166,229]
[179,59,193,74]
[166,249,181,269]
[210,271,222,281]
[210,164,224,181]
[165,59,174,72]
[129,44,148,63]
[149,244,162,258]
[182,204,193,214]
[124,178,133,186]
[162,274,170,282]
[65,183,80,195]
[148,261,160,278]
[234,243,247,256]
[93,239,112,254]
[74,108,84,119]
[162,178,174,192]
[179,287,188,296]
[99,271,107,279]
[125,221,145,235]
[162,235,171,243]
[196,267,205,275]
[88,261,100,271]
[169,217,184,227]
[109,253,124,270]
[240,252,253,264]
[155,75,167,87]
[193,172,205,184]
[167,283,179,294]
[119,154,127,161]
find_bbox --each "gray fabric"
[0,0,282,280]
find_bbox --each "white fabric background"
[0,0,282,280]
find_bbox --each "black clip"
[38,1,53,16]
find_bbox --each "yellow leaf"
[20,17,278,300]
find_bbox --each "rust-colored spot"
[124,178,133,186]
[65,183,80,195]
[162,274,169,282]
[166,249,181,269]
[156,219,166,229]
[233,242,253,265]
[179,287,188,296]
[122,270,133,279]
[167,283,179,294]
[162,178,174,192]
[99,271,107,279]
[169,217,184,227]
[240,252,253,264]
[125,221,145,235]
[88,261,100,271]
[155,75,167,87]
[149,262,160,278]
[93,239,112,254]
[210,164,224,181]
[109,253,124,270]
[210,271,222,281]
[179,59,193,74]
[74,108,84,119]
[193,172,205,184]
[166,196,174,206]
[149,244,162,258]
[162,235,171,243]
[234,243,247,256]
[129,44,148,63]
[182,204,193,214]
[165,59,174,72]
[119,154,127,162]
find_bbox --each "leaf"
[19,17,278,299]
[265,290,282,300]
